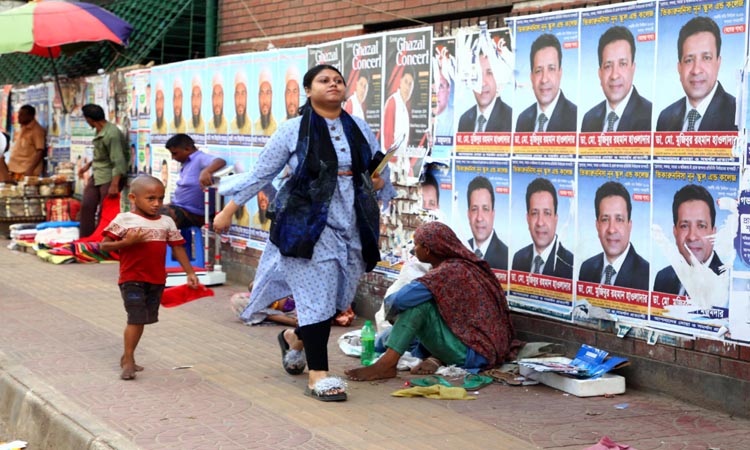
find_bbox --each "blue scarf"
[269,106,381,271]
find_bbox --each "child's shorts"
[119,281,165,325]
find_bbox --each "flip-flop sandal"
[483,368,523,386]
[410,375,453,387]
[304,377,348,402]
[461,374,494,390]
[278,330,305,375]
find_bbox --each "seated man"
[346,221,517,381]
[7,105,46,181]
[159,134,227,229]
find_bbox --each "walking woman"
[214,65,394,401]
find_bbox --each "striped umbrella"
[0,0,133,111]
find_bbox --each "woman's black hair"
[298,64,346,115]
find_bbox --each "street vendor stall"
[0,163,76,237]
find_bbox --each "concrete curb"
[0,354,139,450]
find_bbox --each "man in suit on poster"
[581,26,652,132]
[653,184,725,295]
[512,177,574,279]
[578,181,650,290]
[457,50,512,133]
[656,16,737,132]
[466,175,508,270]
[515,34,577,132]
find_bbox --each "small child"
[101,175,199,380]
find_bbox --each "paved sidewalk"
[1,239,750,450]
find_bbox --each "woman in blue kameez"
[214,65,394,402]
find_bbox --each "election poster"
[509,11,579,158]
[454,157,511,285]
[651,163,739,335]
[653,0,745,162]
[204,57,232,147]
[149,68,169,144]
[418,161,453,225]
[183,60,207,146]
[343,34,384,138]
[252,52,280,146]
[578,1,656,160]
[226,53,254,147]
[508,159,575,319]
[574,161,651,326]
[431,37,457,161]
[383,27,433,177]
[454,26,514,158]
[278,48,306,124]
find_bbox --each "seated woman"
[346,221,517,381]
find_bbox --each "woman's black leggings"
[295,314,335,371]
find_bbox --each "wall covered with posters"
[6,0,750,350]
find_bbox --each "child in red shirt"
[101,175,199,380]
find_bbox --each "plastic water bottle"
[360,320,376,366]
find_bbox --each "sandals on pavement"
[277,330,306,375]
[461,374,494,390]
[304,377,348,402]
[410,375,453,387]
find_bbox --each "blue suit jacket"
[580,86,652,132]
[656,82,737,132]
[515,91,577,132]
[653,253,724,295]
[469,231,508,270]
[512,240,574,279]
[458,99,512,132]
[578,245,650,290]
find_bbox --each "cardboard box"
[519,357,626,397]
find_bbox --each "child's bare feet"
[120,363,137,380]
[121,355,144,372]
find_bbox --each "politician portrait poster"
[578,2,656,160]
[653,0,744,161]
[508,159,575,320]
[509,11,579,158]
[430,37,457,161]
[454,26,514,158]
[650,163,738,335]
[205,57,232,147]
[575,161,651,325]
[454,158,511,285]
[343,34,384,138]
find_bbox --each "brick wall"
[218,0,513,54]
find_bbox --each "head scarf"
[414,221,515,367]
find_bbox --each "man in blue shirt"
[159,134,226,228]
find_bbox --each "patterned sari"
[415,222,517,367]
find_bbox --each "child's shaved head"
[130,175,164,195]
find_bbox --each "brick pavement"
[1,239,750,450]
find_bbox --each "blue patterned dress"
[220,115,394,326]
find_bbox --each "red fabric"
[75,195,121,243]
[415,222,516,367]
[584,436,632,450]
[161,284,214,308]
[382,95,396,150]
[46,198,81,222]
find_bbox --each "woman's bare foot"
[410,356,441,375]
[346,363,398,381]
[121,355,144,372]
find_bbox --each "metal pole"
[47,49,67,114]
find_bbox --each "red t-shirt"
[103,212,185,284]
